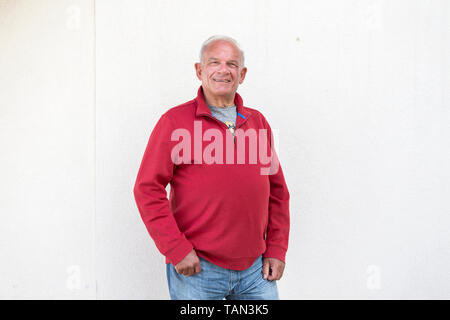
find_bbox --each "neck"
[203,89,235,107]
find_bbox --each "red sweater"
[133,86,290,270]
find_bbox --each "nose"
[217,62,230,74]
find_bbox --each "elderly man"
[133,35,290,300]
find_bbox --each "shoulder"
[164,99,196,117]
[160,99,196,122]
[244,106,264,118]
[243,105,271,129]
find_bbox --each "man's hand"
[174,249,201,277]
[262,257,285,281]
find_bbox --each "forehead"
[203,40,241,61]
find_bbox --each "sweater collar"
[195,86,252,124]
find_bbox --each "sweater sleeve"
[133,112,193,266]
[261,115,291,263]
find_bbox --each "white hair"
[199,35,245,67]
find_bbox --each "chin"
[212,86,236,95]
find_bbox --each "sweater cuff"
[262,245,287,263]
[165,239,194,266]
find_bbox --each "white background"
[1,0,449,299]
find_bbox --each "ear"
[194,63,202,81]
[239,67,247,84]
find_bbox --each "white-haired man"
[134,35,290,300]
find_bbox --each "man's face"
[195,40,247,100]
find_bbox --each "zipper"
[204,113,236,146]
[199,112,251,145]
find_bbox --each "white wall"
[0,0,95,298]
[1,0,449,299]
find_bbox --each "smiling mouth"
[213,79,231,83]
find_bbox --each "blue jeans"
[166,255,279,300]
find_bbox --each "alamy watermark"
[170,121,280,175]
[366,265,382,290]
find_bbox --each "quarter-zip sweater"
[133,86,290,270]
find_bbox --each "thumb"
[262,260,270,279]
[194,260,202,274]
